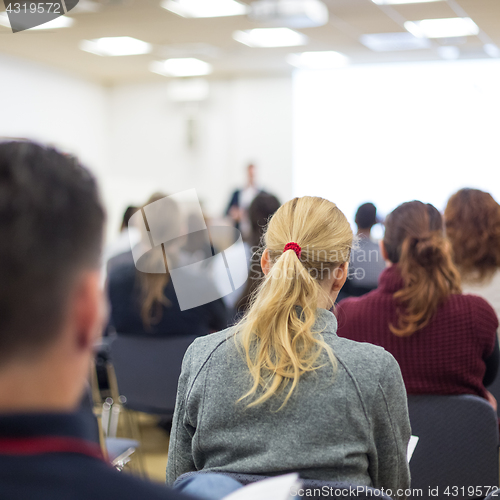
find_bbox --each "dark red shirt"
[336,265,498,399]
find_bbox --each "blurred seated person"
[338,203,385,301]
[234,192,281,318]
[337,201,499,408]
[226,163,265,241]
[105,205,140,275]
[445,188,500,322]
[179,213,216,267]
[0,141,204,500]
[108,193,227,337]
[167,197,411,496]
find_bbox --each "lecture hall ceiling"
[0,0,498,84]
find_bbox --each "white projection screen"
[292,59,500,234]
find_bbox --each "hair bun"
[408,233,443,266]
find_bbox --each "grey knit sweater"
[166,308,411,496]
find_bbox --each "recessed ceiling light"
[249,0,329,28]
[404,17,479,39]
[161,0,248,18]
[372,0,442,4]
[150,58,213,77]
[72,0,102,13]
[233,28,308,48]
[0,13,11,28]
[360,32,431,51]
[0,12,74,29]
[167,79,210,102]
[484,44,500,58]
[80,37,152,56]
[287,51,349,69]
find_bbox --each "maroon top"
[336,265,498,399]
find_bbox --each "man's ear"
[331,262,349,292]
[72,270,105,352]
[261,248,271,276]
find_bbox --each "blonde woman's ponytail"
[236,196,353,409]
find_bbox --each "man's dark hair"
[0,141,105,364]
[248,192,281,248]
[235,192,281,316]
[355,202,378,230]
[120,205,138,232]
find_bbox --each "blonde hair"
[236,196,353,408]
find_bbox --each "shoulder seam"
[377,378,401,485]
[185,334,236,459]
[335,356,371,425]
[184,334,235,404]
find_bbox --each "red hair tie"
[283,242,302,259]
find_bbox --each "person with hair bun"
[445,188,500,322]
[337,201,499,406]
[167,196,411,496]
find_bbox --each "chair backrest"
[408,394,499,498]
[174,471,393,500]
[487,374,500,418]
[109,334,198,415]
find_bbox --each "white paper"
[407,435,419,462]
[222,473,301,500]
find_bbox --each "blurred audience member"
[445,188,500,321]
[208,225,251,321]
[167,197,411,495]
[226,163,265,240]
[338,203,385,301]
[180,213,216,266]
[108,193,226,337]
[105,206,140,273]
[337,201,499,407]
[234,192,281,317]
[0,141,196,500]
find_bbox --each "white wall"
[293,59,500,230]
[6,51,500,247]
[0,53,109,179]
[107,77,293,228]
[0,52,294,242]
[0,52,116,239]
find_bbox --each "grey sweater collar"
[314,308,338,335]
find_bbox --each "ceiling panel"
[392,3,459,22]
[0,0,498,85]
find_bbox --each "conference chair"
[487,371,500,419]
[89,360,140,473]
[408,394,499,500]
[106,334,198,475]
[107,334,198,415]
